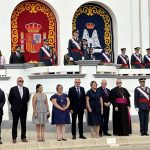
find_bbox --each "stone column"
[130,0,141,52]
[140,0,149,55]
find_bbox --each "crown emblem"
[85,23,95,29]
[25,23,42,33]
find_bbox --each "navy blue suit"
[100,53,112,63]
[97,87,111,134]
[68,38,82,61]
[134,86,150,134]
[117,54,130,68]
[68,86,86,136]
[39,45,52,66]
[143,54,150,68]
[92,52,101,60]
[131,53,143,68]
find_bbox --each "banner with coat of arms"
[11,0,57,63]
[72,3,114,61]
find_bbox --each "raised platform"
[0,120,150,150]
[28,73,86,79]
[2,63,150,121]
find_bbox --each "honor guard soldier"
[100,48,112,64]
[144,48,150,68]
[39,39,53,66]
[68,30,82,61]
[131,47,143,68]
[117,48,130,68]
[134,78,150,136]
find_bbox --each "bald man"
[97,79,111,136]
[110,79,131,136]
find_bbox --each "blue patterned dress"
[50,94,70,125]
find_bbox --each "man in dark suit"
[97,79,111,136]
[9,46,25,64]
[8,77,29,143]
[0,88,6,144]
[39,39,53,66]
[134,78,150,136]
[68,78,86,139]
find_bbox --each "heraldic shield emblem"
[24,23,42,54]
[11,0,57,63]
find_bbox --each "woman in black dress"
[86,81,103,138]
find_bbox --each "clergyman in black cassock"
[110,79,132,136]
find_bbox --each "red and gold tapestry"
[11,0,57,63]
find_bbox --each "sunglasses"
[18,80,24,82]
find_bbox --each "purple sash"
[116,98,127,104]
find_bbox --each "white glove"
[70,57,74,61]
[115,107,118,111]
[135,108,139,112]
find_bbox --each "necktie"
[77,87,80,97]
[104,88,108,97]
[19,88,23,98]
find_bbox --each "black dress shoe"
[0,141,2,144]
[144,133,149,136]
[79,135,86,139]
[21,138,28,142]
[141,133,145,136]
[103,132,111,136]
[72,136,76,140]
[99,133,103,137]
[62,138,67,141]
[12,139,17,144]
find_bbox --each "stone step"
[1,135,150,150]
[1,120,150,149]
